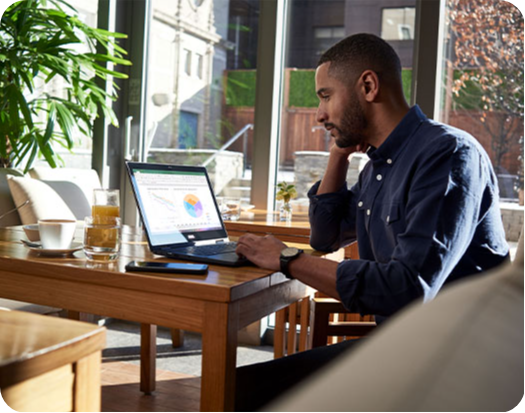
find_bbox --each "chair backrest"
[29,167,101,206]
[5,167,103,224]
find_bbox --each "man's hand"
[235,234,286,271]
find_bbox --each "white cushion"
[29,167,101,206]
[7,175,76,224]
[0,168,24,227]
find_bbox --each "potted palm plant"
[0,0,131,172]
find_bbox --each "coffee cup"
[38,219,77,249]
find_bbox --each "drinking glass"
[92,189,120,224]
[220,197,241,221]
[83,216,121,261]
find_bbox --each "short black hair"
[318,33,402,89]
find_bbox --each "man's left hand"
[235,234,286,271]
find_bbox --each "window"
[313,26,345,59]
[183,49,192,76]
[31,0,100,171]
[196,53,204,79]
[143,0,258,201]
[436,0,524,202]
[381,7,415,40]
[277,1,416,211]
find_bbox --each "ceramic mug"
[38,219,76,249]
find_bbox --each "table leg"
[73,351,102,412]
[170,328,184,348]
[67,310,90,322]
[200,302,239,412]
[140,323,157,394]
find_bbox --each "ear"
[358,70,380,103]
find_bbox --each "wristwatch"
[279,247,304,279]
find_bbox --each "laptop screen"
[127,163,227,247]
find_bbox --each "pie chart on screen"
[183,194,204,218]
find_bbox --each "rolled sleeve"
[308,181,357,252]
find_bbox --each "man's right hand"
[318,142,359,195]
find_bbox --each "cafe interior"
[0,0,523,411]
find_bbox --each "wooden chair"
[273,296,314,358]
[310,298,376,348]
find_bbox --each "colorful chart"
[183,194,204,218]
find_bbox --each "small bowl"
[23,224,40,242]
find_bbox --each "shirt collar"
[367,105,427,164]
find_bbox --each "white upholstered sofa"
[0,167,101,314]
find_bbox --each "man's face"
[315,62,367,148]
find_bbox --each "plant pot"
[279,201,293,222]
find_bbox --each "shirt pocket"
[379,203,403,254]
[381,202,401,226]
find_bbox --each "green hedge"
[225,69,466,109]
[225,71,257,107]
[289,70,318,107]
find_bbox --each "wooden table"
[225,209,358,258]
[0,309,105,412]
[224,209,311,244]
[0,225,315,411]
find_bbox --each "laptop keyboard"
[185,242,238,256]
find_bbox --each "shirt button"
[376,174,382,181]
[358,201,363,207]
[387,159,393,164]
[386,215,390,223]
[366,209,371,216]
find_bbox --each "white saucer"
[26,242,83,256]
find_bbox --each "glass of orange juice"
[84,189,121,261]
[92,189,120,224]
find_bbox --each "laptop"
[126,162,250,267]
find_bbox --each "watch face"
[282,247,300,258]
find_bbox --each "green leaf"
[1,0,129,171]
[43,102,56,145]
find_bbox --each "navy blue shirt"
[308,105,509,318]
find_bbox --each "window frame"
[97,0,446,215]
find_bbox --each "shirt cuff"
[335,260,361,312]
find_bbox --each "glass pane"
[381,7,415,40]
[145,0,259,205]
[437,0,524,203]
[277,1,416,213]
[32,0,99,170]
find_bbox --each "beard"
[327,95,367,148]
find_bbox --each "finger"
[235,243,250,256]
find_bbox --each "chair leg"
[274,308,287,358]
[311,301,331,348]
[170,328,184,348]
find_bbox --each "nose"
[316,105,327,124]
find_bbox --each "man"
[235,33,509,410]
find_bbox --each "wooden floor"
[101,362,201,412]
